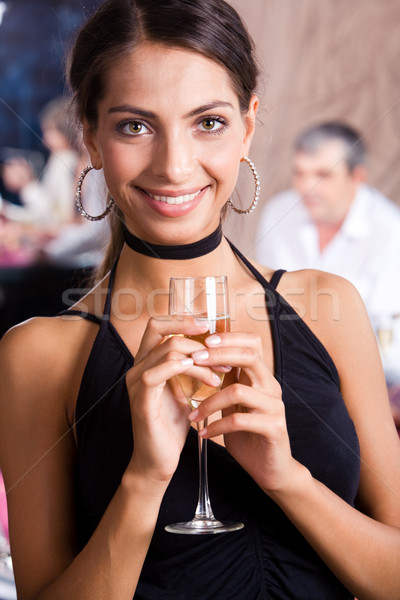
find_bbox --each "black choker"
[123,223,223,260]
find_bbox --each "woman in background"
[2,96,79,228]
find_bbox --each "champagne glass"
[165,276,244,535]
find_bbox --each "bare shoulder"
[238,260,369,361]
[276,266,363,310]
[274,268,385,401]
[244,264,375,367]
[276,268,372,353]
[277,269,400,522]
[244,259,275,285]
[0,313,97,379]
[0,315,101,595]
[0,314,99,428]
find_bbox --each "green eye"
[201,118,216,130]
[128,122,143,134]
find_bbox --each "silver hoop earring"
[228,156,260,215]
[76,165,114,221]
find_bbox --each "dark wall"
[0,0,102,153]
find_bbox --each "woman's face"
[84,42,258,244]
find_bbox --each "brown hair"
[68,0,260,279]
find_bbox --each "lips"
[142,187,205,205]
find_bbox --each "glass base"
[165,518,244,535]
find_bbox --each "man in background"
[255,122,400,384]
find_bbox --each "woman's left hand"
[188,332,300,494]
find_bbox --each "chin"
[304,202,325,221]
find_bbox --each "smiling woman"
[1,1,400,600]
[82,43,256,245]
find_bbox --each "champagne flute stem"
[194,418,215,521]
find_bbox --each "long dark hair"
[68,0,260,279]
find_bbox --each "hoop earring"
[76,166,114,221]
[227,156,260,215]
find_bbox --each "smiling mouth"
[142,188,205,205]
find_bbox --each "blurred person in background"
[255,122,400,387]
[1,96,79,228]
[41,150,110,269]
[0,98,108,270]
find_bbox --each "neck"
[119,224,235,287]
[122,222,222,260]
[123,232,236,276]
[316,221,343,252]
[117,236,237,319]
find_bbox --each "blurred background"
[0,0,108,337]
[1,0,400,336]
[0,1,400,595]
[225,0,400,253]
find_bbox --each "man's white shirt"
[255,184,400,382]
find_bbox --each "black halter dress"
[70,243,359,599]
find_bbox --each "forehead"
[294,139,349,173]
[99,42,240,112]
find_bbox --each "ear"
[351,164,367,185]
[242,95,259,156]
[82,120,102,170]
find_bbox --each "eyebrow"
[108,106,157,119]
[107,101,234,119]
[184,101,234,118]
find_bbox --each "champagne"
[178,315,230,409]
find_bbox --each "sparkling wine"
[178,315,230,409]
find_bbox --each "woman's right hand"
[125,316,220,483]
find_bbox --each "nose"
[151,130,196,183]
[294,173,319,198]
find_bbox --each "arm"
[188,272,400,600]
[271,271,400,598]
[0,319,166,600]
[0,317,215,600]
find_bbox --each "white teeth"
[147,189,202,204]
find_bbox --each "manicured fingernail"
[206,335,221,346]
[211,373,222,385]
[198,427,207,437]
[181,358,194,366]
[194,318,209,328]
[192,350,209,361]
[189,409,199,420]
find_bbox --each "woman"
[2,96,79,228]
[1,1,400,598]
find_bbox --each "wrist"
[267,461,313,508]
[117,470,168,539]
[122,464,169,489]
[121,466,169,506]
